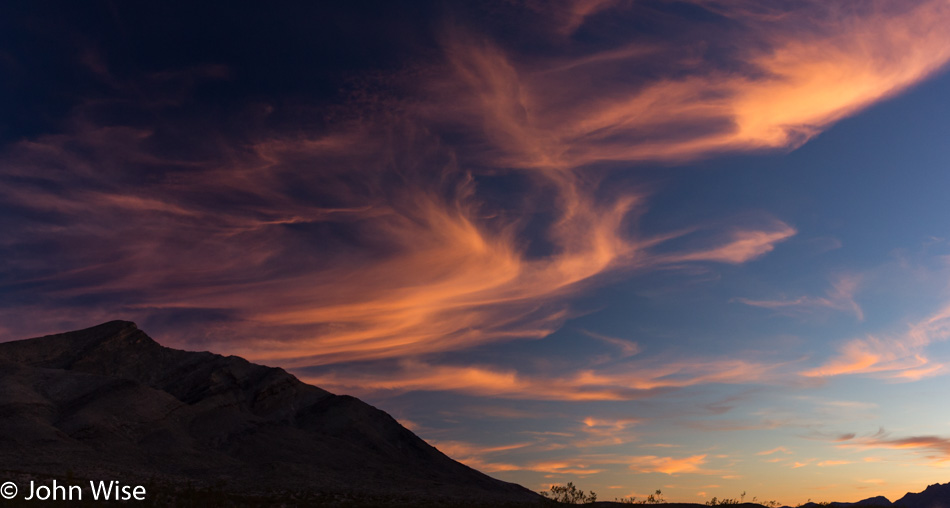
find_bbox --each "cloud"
[579,329,641,359]
[575,416,643,447]
[420,417,716,480]
[628,454,709,475]
[659,225,796,265]
[801,303,950,380]
[815,400,879,411]
[816,460,852,467]
[464,451,715,476]
[757,446,793,456]
[301,355,783,401]
[515,0,620,35]
[0,110,795,362]
[528,460,605,476]
[836,429,950,466]
[735,274,864,320]
[427,440,531,473]
[4,0,948,373]
[432,0,950,169]
[0,115,797,365]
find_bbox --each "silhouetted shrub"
[613,489,665,504]
[540,482,597,504]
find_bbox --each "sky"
[3,0,950,503]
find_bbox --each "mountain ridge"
[0,321,541,504]
[784,483,950,508]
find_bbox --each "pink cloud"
[837,430,950,466]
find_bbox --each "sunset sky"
[4,1,950,503]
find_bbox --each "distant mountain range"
[0,321,541,505]
[794,483,950,508]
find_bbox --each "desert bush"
[707,494,742,506]
[540,482,597,504]
[644,489,665,504]
[706,491,780,507]
[614,489,665,504]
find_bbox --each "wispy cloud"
[658,225,797,265]
[816,460,853,467]
[757,446,793,456]
[801,303,950,380]
[0,113,792,364]
[3,0,949,376]
[628,454,710,475]
[302,355,784,401]
[579,329,641,359]
[428,440,531,473]
[576,416,643,447]
[735,274,864,320]
[836,429,950,466]
[516,0,620,36]
[433,0,950,169]
[474,452,715,476]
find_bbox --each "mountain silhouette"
[791,484,950,508]
[0,321,541,504]
[896,483,950,508]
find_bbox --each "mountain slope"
[897,483,950,508]
[0,321,540,503]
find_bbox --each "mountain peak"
[0,320,154,367]
[0,321,541,504]
[896,481,950,508]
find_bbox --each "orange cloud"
[4,0,948,377]
[301,355,782,401]
[801,303,950,380]
[628,454,709,475]
[1,116,799,364]
[428,439,532,473]
[816,460,852,467]
[573,416,644,447]
[528,461,605,476]
[435,0,950,169]
[462,451,716,477]
[757,447,793,456]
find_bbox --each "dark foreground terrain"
[0,321,542,506]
